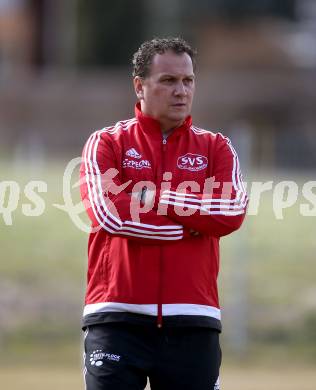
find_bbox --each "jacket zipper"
[157,138,168,328]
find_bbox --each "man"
[80,37,248,390]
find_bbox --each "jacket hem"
[82,312,222,332]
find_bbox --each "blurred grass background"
[1,1,316,388]
[1,161,315,390]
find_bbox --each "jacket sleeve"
[79,130,185,242]
[157,133,248,237]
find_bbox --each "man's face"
[134,50,195,132]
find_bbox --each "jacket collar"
[135,102,192,139]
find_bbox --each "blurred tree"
[223,0,296,20]
[181,0,297,22]
[74,0,298,67]
[77,0,144,67]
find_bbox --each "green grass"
[0,365,316,390]
[218,174,316,360]
[1,160,316,365]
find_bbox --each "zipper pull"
[162,138,167,152]
[140,186,147,204]
[157,311,163,328]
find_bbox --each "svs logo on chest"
[177,153,208,172]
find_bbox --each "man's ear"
[133,76,144,100]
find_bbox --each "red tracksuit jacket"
[80,103,248,330]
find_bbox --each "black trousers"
[83,322,221,390]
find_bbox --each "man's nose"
[174,81,187,96]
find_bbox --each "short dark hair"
[132,37,196,78]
